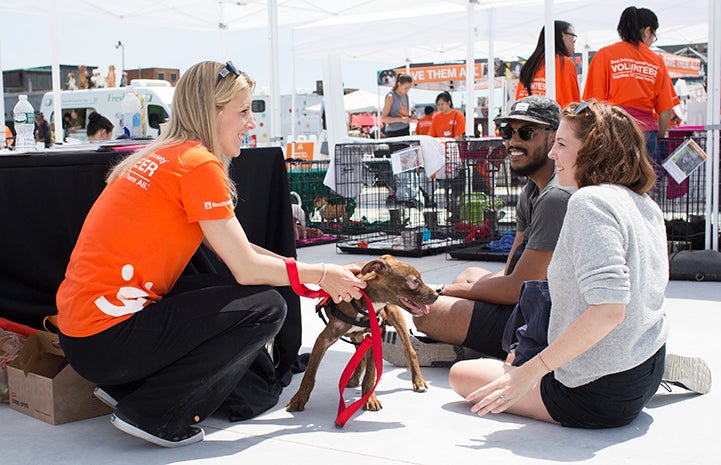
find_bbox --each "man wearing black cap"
[384,96,575,365]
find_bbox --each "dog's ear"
[360,258,390,276]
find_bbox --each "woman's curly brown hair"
[562,99,656,194]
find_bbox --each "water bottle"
[121,91,142,138]
[13,95,36,151]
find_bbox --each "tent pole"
[268,0,281,147]
[465,0,476,138]
[543,0,555,102]
[291,28,297,144]
[486,7,494,136]
[706,0,720,250]
[51,0,62,146]
[322,54,345,190]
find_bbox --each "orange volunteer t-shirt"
[56,141,236,337]
[516,55,580,109]
[428,110,465,139]
[415,114,433,135]
[583,40,679,130]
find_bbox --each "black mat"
[448,244,510,262]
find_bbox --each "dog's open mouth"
[399,296,431,316]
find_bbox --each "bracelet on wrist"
[538,352,552,373]
[316,263,327,285]
[435,284,445,296]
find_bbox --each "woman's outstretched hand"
[321,263,366,304]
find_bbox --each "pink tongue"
[421,304,430,314]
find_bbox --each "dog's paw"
[285,396,307,412]
[412,378,429,392]
[363,395,383,411]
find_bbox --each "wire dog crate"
[286,159,354,245]
[333,138,510,256]
[653,131,710,252]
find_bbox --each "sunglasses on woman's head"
[499,125,553,141]
[573,100,596,123]
[217,61,241,84]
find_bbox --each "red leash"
[284,258,383,426]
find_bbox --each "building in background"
[3,65,179,123]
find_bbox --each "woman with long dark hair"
[516,20,580,108]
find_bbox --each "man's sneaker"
[93,387,118,409]
[663,353,712,395]
[382,329,464,367]
[111,412,205,448]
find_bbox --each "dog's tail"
[290,191,302,208]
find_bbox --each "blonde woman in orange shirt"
[56,61,364,448]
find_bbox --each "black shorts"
[541,345,665,428]
[462,300,516,359]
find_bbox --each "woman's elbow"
[597,303,626,327]
[230,268,262,286]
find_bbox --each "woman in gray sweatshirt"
[449,99,668,428]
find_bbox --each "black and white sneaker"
[111,412,205,448]
[93,387,118,409]
[663,354,712,395]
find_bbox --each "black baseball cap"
[494,95,561,130]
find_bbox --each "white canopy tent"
[293,0,718,250]
[0,0,471,147]
[0,0,718,249]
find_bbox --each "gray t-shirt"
[547,184,669,387]
[384,90,410,134]
[507,175,574,274]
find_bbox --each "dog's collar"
[317,299,386,345]
[328,299,370,327]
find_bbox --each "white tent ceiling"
[0,0,469,31]
[294,0,710,63]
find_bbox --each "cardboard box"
[7,331,113,425]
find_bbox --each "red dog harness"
[284,258,383,426]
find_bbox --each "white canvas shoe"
[663,353,712,395]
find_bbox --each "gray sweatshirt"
[547,184,669,387]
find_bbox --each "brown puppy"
[314,197,348,225]
[286,255,438,413]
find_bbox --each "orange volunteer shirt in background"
[429,110,465,139]
[415,114,433,135]
[56,141,236,337]
[583,40,679,130]
[516,54,580,109]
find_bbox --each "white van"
[40,79,174,141]
[246,92,323,147]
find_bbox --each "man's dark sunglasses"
[499,125,553,141]
[217,61,241,84]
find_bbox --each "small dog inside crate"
[290,191,307,240]
[314,197,348,225]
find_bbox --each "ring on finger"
[498,395,507,403]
